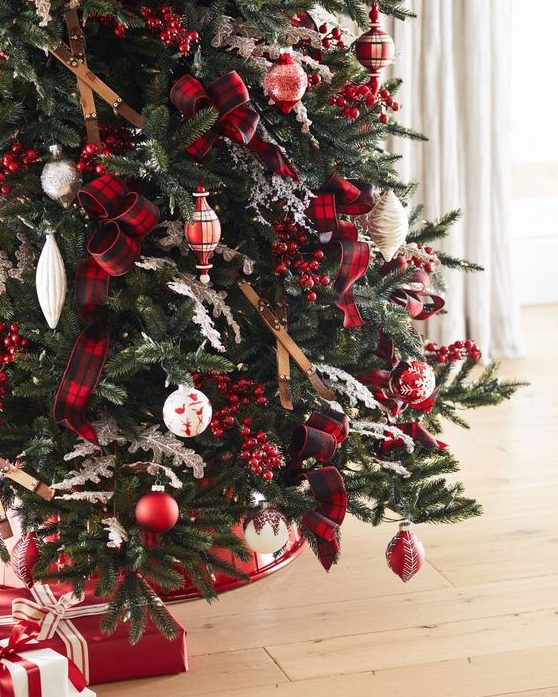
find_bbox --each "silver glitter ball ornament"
[40,144,82,208]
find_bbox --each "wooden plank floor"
[98,306,558,697]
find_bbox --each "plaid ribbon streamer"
[170,70,298,179]
[379,422,446,456]
[287,410,349,570]
[380,256,445,320]
[307,172,374,328]
[54,175,159,445]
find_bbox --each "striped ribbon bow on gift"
[0,585,109,682]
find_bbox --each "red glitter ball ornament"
[135,486,179,533]
[185,186,221,284]
[263,53,308,114]
[390,360,436,405]
[386,523,425,582]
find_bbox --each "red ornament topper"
[184,186,222,284]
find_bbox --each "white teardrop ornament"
[36,231,67,329]
[368,190,409,261]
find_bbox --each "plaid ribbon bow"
[307,172,374,328]
[286,410,349,571]
[170,70,298,179]
[381,256,445,320]
[54,175,160,445]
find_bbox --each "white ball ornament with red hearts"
[244,504,289,554]
[163,386,212,438]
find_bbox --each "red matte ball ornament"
[184,186,221,284]
[135,486,179,533]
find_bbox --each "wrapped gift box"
[0,584,187,685]
[0,624,96,697]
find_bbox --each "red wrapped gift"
[0,584,187,685]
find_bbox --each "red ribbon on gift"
[307,172,374,328]
[170,71,298,179]
[381,256,445,320]
[0,622,86,697]
[54,175,160,445]
[286,410,349,570]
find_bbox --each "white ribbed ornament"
[35,231,67,329]
[369,190,408,261]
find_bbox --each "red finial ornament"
[185,185,221,284]
[354,2,395,99]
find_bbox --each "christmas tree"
[0,0,521,640]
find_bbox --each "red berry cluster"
[192,373,284,480]
[0,144,39,196]
[328,83,399,121]
[425,340,481,364]
[395,243,439,274]
[138,6,199,53]
[271,221,330,302]
[77,127,134,176]
[0,52,7,62]
[0,323,28,419]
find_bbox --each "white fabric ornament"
[163,386,212,438]
[244,505,289,554]
[41,145,82,208]
[368,190,409,261]
[35,230,67,329]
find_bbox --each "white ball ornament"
[40,144,82,208]
[244,505,289,554]
[163,386,212,438]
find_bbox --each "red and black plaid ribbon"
[54,175,159,445]
[381,256,445,320]
[170,71,298,179]
[379,422,446,456]
[286,410,349,570]
[307,172,374,328]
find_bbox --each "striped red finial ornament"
[185,185,222,284]
[386,521,425,582]
[353,2,395,99]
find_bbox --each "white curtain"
[344,2,523,357]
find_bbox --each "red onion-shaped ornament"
[354,3,395,98]
[135,485,179,533]
[11,531,40,588]
[263,53,308,114]
[391,360,436,406]
[185,186,221,284]
[386,522,424,582]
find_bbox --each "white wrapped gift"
[0,624,94,697]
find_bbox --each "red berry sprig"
[0,322,28,421]
[192,373,284,480]
[139,5,199,54]
[77,126,134,176]
[425,340,481,364]
[328,83,399,121]
[272,220,330,303]
[393,243,440,274]
[0,143,39,196]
